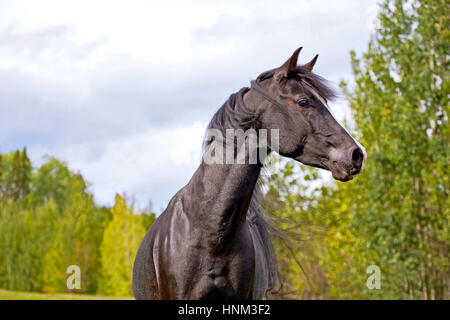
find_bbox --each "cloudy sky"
[0,0,378,211]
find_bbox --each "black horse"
[132,47,367,299]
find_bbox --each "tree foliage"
[99,194,146,296]
[0,151,154,296]
[264,0,449,299]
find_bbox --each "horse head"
[255,47,367,181]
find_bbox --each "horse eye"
[298,98,309,107]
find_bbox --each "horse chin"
[296,157,354,182]
[332,172,354,182]
[330,162,354,182]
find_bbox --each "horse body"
[133,161,268,299]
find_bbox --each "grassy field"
[0,289,133,300]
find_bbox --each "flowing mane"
[256,65,338,101]
[204,65,338,143]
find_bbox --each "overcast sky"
[0,0,379,211]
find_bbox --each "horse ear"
[274,47,302,82]
[303,54,319,72]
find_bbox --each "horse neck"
[190,159,261,253]
[188,89,267,252]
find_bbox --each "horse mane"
[204,65,337,138]
[256,66,338,101]
[201,65,337,297]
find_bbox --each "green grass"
[0,289,133,300]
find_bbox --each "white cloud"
[0,0,376,210]
[28,121,206,210]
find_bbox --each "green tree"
[32,156,80,211]
[1,148,32,202]
[41,174,99,293]
[18,147,32,202]
[7,151,21,201]
[262,157,328,299]
[0,152,155,296]
[142,211,156,231]
[0,154,4,199]
[339,0,449,299]
[0,197,59,292]
[99,194,146,296]
[264,0,448,299]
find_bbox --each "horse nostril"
[352,148,364,171]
